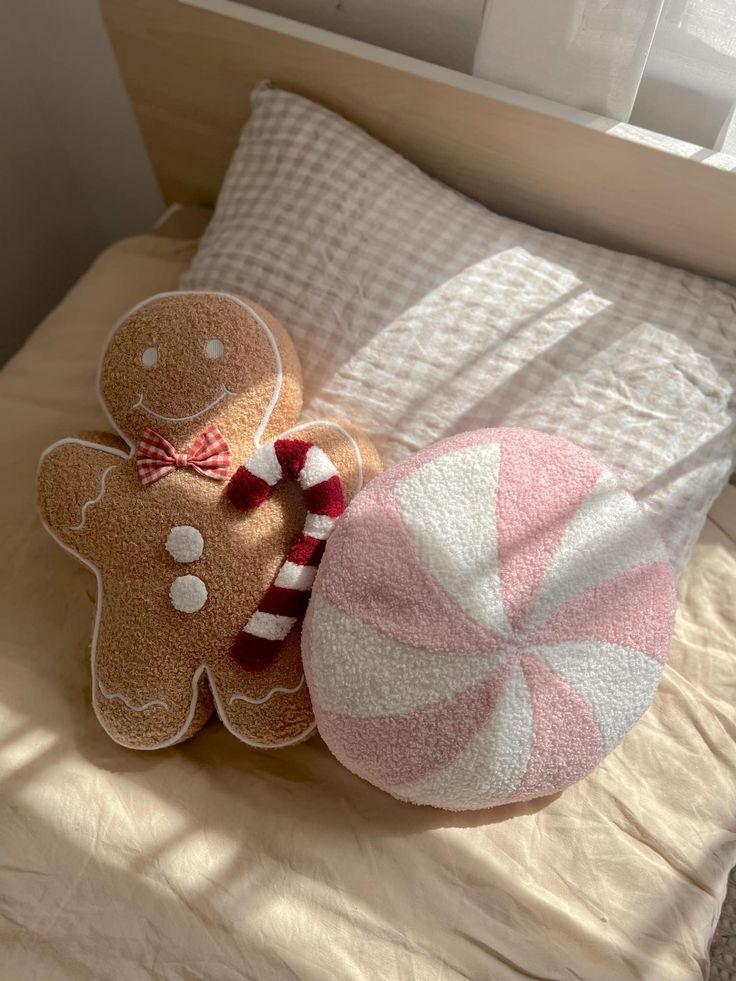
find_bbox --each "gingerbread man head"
[98,290,303,459]
[37,291,381,750]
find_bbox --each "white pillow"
[182,84,736,572]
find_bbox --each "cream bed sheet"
[1,229,735,981]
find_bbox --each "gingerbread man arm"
[37,434,130,555]
[278,418,383,504]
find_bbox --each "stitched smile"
[133,387,237,423]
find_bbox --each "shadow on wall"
[0,0,162,366]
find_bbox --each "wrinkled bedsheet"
[0,227,734,980]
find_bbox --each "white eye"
[142,346,158,368]
[204,338,224,360]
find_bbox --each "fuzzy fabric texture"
[36,291,381,750]
[303,428,677,810]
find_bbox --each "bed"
[1,1,735,978]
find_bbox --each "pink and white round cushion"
[302,428,677,811]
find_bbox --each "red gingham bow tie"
[136,425,232,486]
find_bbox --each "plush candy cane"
[226,438,345,671]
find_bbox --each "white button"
[170,575,208,613]
[166,525,204,563]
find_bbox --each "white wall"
[0,1,163,365]
[240,0,485,72]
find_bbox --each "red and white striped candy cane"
[226,438,345,671]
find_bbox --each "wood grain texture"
[100,0,736,282]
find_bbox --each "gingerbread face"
[37,291,382,750]
[99,291,302,456]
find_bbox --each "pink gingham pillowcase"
[182,84,736,573]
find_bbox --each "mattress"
[1,218,735,980]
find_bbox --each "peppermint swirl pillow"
[303,429,677,811]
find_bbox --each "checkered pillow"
[182,84,736,572]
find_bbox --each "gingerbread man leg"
[92,605,215,749]
[206,629,314,748]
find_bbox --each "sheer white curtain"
[632,0,736,151]
[473,0,736,152]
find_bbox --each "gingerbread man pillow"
[37,291,381,750]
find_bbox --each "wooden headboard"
[100,0,736,283]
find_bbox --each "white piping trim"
[41,436,130,463]
[95,290,283,452]
[132,385,237,423]
[97,681,170,713]
[68,464,118,531]
[228,675,306,705]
